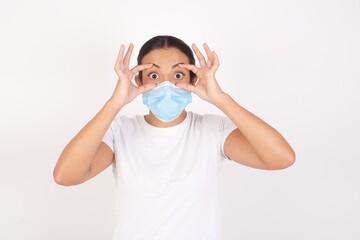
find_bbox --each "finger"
[114,44,125,70]
[178,63,199,75]
[203,43,213,67]
[137,82,157,94]
[192,43,207,67]
[130,63,154,75]
[211,51,220,71]
[175,82,195,93]
[123,43,134,69]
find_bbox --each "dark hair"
[137,35,196,84]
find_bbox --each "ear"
[190,76,198,86]
[135,75,142,86]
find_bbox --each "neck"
[144,111,187,128]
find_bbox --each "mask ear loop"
[193,78,200,85]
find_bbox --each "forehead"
[141,48,189,66]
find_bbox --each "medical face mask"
[142,81,192,122]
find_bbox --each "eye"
[174,72,185,80]
[148,72,159,80]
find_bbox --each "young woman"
[53,35,295,239]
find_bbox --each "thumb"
[175,82,195,93]
[137,83,157,94]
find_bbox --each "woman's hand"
[176,43,227,107]
[108,43,156,109]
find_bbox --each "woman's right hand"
[108,43,156,109]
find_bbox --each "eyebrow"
[152,62,183,69]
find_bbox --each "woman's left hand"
[176,43,227,107]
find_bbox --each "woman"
[53,35,295,239]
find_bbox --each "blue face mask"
[142,81,192,122]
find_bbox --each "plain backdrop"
[0,0,359,239]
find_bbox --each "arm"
[53,101,121,186]
[53,43,156,186]
[177,43,295,170]
[218,94,295,170]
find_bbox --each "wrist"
[212,92,231,109]
[105,99,125,113]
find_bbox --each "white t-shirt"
[102,111,237,240]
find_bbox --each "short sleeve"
[203,114,238,160]
[102,121,115,153]
[219,117,238,160]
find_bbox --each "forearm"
[53,100,122,183]
[216,93,295,166]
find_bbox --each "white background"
[1,0,359,239]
